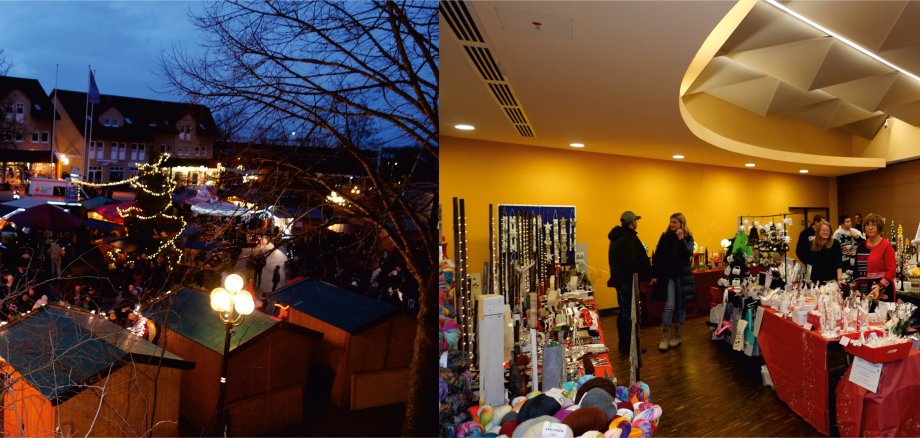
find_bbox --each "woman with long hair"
[808,220,842,283]
[651,213,696,351]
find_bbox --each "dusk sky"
[0,1,209,102]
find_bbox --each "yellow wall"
[441,137,833,310]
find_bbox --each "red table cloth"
[758,307,831,435]
[836,349,920,436]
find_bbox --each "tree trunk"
[403,269,438,436]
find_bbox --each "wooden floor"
[600,313,820,437]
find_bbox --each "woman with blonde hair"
[651,213,696,351]
[808,219,842,283]
[854,213,897,303]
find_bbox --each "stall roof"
[84,218,122,232]
[146,288,320,355]
[0,306,193,405]
[269,279,398,334]
[79,196,116,209]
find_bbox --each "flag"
[88,69,100,104]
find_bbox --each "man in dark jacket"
[795,214,824,266]
[608,211,652,354]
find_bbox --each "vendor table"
[585,297,614,378]
[757,307,840,435]
[836,349,920,436]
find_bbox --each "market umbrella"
[7,204,84,230]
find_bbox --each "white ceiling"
[440,1,920,177]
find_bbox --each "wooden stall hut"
[147,288,322,436]
[268,279,416,410]
[0,306,193,437]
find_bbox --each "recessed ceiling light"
[454,124,475,131]
[569,143,585,148]
[799,169,809,174]
[745,163,756,167]
[672,154,685,159]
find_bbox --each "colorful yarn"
[439,376,449,401]
[493,405,512,426]
[467,405,481,425]
[440,317,461,352]
[627,428,644,438]
[616,386,629,402]
[579,432,605,438]
[554,405,579,422]
[562,407,608,436]
[616,409,634,422]
[608,416,628,429]
[512,396,527,411]
[526,390,543,399]
[631,418,652,438]
[478,405,494,428]
[499,419,518,437]
[628,382,651,404]
[518,394,562,424]
[575,377,618,404]
[578,374,596,387]
[454,420,483,438]
[604,429,623,438]
[616,420,631,437]
[563,381,579,399]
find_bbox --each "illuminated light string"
[75,153,187,269]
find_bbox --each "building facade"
[0,76,56,186]
[52,89,218,184]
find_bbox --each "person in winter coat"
[809,220,843,283]
[651,213,696,351]
[608,210,652,354]
[833,213,864,277]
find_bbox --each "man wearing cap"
[608,211,652,354]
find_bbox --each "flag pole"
[51,64,59,179]
[82,65,91,182]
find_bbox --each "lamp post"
[210,273,255,437]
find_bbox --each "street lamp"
[210,273,254,436]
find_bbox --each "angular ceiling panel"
[785,0,909,52]
[827,101,879,128]
[685,56,767,95]
[766,82,835,114]
[839,113,887,139]
[809,41,894,89]
[705,76,780,116]
[877,45,920,79]
[819,71,899,112]
[783,99,841,128]
[720,2,825,54]
[727,38,833,90]
[877,74,920,110]
[877,1,920,51]
[884,100,920,126]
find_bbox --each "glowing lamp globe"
[210,287,231,313]
[224,274,244,293]
[234,290,255,315]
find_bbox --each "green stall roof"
[269,279,399,334]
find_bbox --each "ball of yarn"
[579,388,616,421]
[616,409,634,422]
[577,374,596,387]
[616,401,632,411]
[604,429,623,438]
[632,418,652,438]
[440,317,461,351]
[499,420,518,437]
[563,407,608,436]
[518,394,562,424]
[627,428,644,438]
[493,405,512,426]
[527,390,543,399]
[628,382,651,403]
[467,405,481,425]
[454,420,483,438]
[563,381,578,397]
[579,432,605,438]
[511,396,527,411]
[501,411,518,426]
[478,405,494,428]
[439,376,449,402]
[575,377,618,404]
[554,405,580,422]
[512,416,569,438]
[616,386,629,402]
[608,416,628,429]
[482,433,498,438]
[635,402,654,414]
[616,420,631,437]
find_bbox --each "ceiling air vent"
[442,0,536,138]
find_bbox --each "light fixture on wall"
[745,163,756,168]
[672,154,685,159]
[569,143,585,148]
[799,169,809,174]
[454,124,475,131]
[884,117,890,128]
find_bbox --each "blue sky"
[0,1,208,102]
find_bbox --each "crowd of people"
[607,210,899,356]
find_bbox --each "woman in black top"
[651,213,696,351]
[809,220,842,283]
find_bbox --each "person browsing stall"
[795,214,824,265]
[854,213,897,302]
[808,220,842,283]
[651,213,696,351]
[833,213,864,276]
[608,210,652,355]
